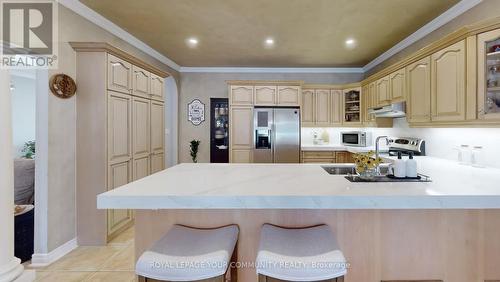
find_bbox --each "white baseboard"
[30,238,77,267]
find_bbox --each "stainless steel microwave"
[341,131,370,147]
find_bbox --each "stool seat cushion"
[136,225,239,281]
[256,224,347,281]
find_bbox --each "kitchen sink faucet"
[375,136,389,175]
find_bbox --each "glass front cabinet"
[478,29,500,120]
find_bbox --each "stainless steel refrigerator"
[253,107,300,163]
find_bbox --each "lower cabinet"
[107,161,133,238]
[301,151,354,163]
[151,153,165,173]
[230,149,253,163]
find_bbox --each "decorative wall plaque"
[188,99,205,126]
[49,74,77,99]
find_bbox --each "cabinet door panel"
[132,66,150,98]
[315,89,330,125]
[277,86,300,106]
[133,156,150,181]
[150,74,164,101]
[150,101,164,154]
[132,97,150,158]
[301,89,315,125]
[231,149,252,163]
[107,161,133,236]
[376,76,391,106]
[107,54,132,94]
[150,101,165,173]
[390,69,406,102]
[406,57,431,123]
[230,106,253,149]
[330,90,342,125]
[254,86,277,106]
[230,85,253,105]
[108,91,132,164]
[151,153,164,174]
[431,40,466,121]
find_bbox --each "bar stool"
[256,224,346,282]
[136,224,239,282]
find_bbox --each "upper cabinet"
[107,54,132,94]
[150,73,164,101]
[406,56,431,123]
[230,85,254,105]
[389,68,406,103]
[430,40,466,122]
[330,90,343,125]
[277,86,300,106]
[478,29,500,120]
[376,76,390,106]
[315,89,331,126]
[301,89,315,126]
[343,87,362,125]
[254,86,277,106]
[132,66,150,98]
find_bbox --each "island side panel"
[135,210,500,282]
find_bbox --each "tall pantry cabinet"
[71,43,167,245]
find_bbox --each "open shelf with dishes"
[343,89,361,123]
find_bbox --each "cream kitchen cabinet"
[301,89,315,126]
[107,54,132,94]
[132,66,150,98]
[315,89,331,126]
[254,85,277,106]
[229,106,253,163]
[376,75,391,106]
[277,86,300,106]
[150,100,165,173]
[72,43,167,245]
[478,28,500,120]
[230,85,254,105]
[406,56,431,123]
[389,68,406,103]
[132,97,150,181]
[150,73,164,101]
[430,40,466,122]
[330,89,343,125]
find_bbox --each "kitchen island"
[98,157,500,281]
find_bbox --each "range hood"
[368,102,406,118]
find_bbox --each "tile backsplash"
[302,118,500,168]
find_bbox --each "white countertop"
[97,156,500,209]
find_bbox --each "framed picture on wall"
[188,99,205,126]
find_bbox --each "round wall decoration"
[49,74,77,99]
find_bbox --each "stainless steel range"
[387,137,425,156]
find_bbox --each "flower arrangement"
[353,151,383,175]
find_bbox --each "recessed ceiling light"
[186,37,199,48]
[264,37,275,48]
[345,38,356,49]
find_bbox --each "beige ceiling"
[80,0,460,67]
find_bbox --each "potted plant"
[189,140,201,163]
[21,141,35,159]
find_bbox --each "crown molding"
[179,67,365,73]
[57,0,180,71]
[363,0,482,72]
[62,0,482,74]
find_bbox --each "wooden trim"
[381,281,443,282]
[226,80,303,86]
[69,42,170,78]
[302,82,361,89]
[362,16,500,85]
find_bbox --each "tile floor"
[26,226,136,281]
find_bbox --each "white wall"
[302,119,500,169]
[165,76,179,167]
[11,75,36,157]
